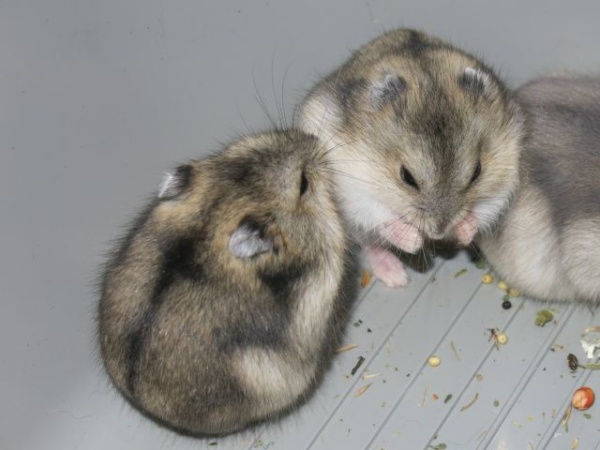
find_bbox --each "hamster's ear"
[459,67,495,98]
[299,88,343,143]
[158,164,193,200]
[370,74,407,114]
[229,217,273,259]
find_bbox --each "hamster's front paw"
[455,213,479,246]
[364,244,410,288]
[379,219,423,254]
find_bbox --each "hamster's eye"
[400,166,419,190]
[300,171,309,196]
[470,160,482,185]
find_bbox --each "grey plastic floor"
[5,1,600,449]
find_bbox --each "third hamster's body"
[299,29,523,287]
[99,130,353,436]
[478,75,600,305]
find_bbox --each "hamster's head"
[151,130,347,284]
[300,29,524,240]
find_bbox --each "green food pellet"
[493,400,500,407]
[534,309,554,327]
[444,394,453,404]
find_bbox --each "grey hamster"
[98,130,355,436]
[478,75,600,305]
[299,28,523,287]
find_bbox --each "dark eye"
[300,171,309,196]
[400,166,419,190]
[470,160,482,185]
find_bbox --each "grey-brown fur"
[299,29,523,287]
[478,75,600,305]
[98,130,355,436]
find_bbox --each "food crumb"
[535,309,554,327]
[354,383,372,397]
[428,355,441,367]
[360,270,372,287]
[432,394,439,401]
[460,392,479,412]
[508,288,521,298]
[475,373,484,381]
[335,343,358,353]
[572,437,579,449]
[350,356,366,376]
[454,268,468,278]
[497,280,509,291]
[481,274,494,284]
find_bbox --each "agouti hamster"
[98,130,355,436]
[299,28,523,287]
[478,75,600,305]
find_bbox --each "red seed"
[572,387,595,411]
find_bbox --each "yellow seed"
[498,280,509,291]
[496,332,508,345]
[481,274,494,284]
[428,355,441,367]
[508,288,521,298]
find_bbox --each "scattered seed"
[493,400,500,407]
[335,343,358,353]
[572,438,579,449]
[350,356,366,376]
[535,309,554,327]
[362,372,382,380]
[360,270,372,287]
[460,392,480,412]
[481,274,494,284]
[496,332,508,345]
[497,280,509,291]
[475,373,484,382]
[454,268,468,278]
[502,299,512,310]
[432,394,439,401]
[209,442,218,446]
[572,387,595,410]
[583,413,592,419]
[428,355,441,367]
[568,353,580,371]
[444,394,452,404]
[562,405,573,432]
[354,384,372,397]
[508,288,521,298]
[428,444,447,450]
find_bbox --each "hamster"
[299,28,523,287]
[477,75,600,305]
[98,129,355,436]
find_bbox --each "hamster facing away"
[299,29,523,287]
[98,130,354,436]
[478,75,600,305]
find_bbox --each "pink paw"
[364,245,410,288]
[379,219,423,254]
[455,213,479,246]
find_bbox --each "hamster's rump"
[478,75,600,304]
[98,130,354,435]
[298,28,523,287]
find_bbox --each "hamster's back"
[99,130,353,436]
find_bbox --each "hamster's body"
[478,75,600,304]
[98,130,353,436]
[299,29,523,287]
